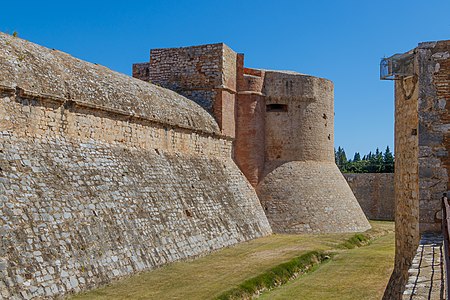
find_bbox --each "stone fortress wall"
[133,43,238,138]
[383,40,450,299]
[343,173,395,221]
[134,44,371,234]
[0,33,272,299]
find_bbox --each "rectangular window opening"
[266,104,288,112]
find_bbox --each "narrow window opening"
[266,104,288,112]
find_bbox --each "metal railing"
[442,200,450,299]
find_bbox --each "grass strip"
[338,233,371,249]
[215,230,383,300]
[215,251,329,300]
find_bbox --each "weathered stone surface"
[136,44,370,235]
[263,71,335,163]
[343,173,395,221]
[257,162,371,233]
[0,33,219,135]
[384,39,450,299]
[384,70,420,300]
[402,233,444,299]
[0,34,272,299]
[133,43,237,138]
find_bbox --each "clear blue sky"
[2,0,449,158]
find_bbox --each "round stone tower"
[134,43,371,234]
[256,71,371,233]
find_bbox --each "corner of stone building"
[417,40,450,233]
[132,62,151,82]
[132,42,370,235]
[383,38,450,299]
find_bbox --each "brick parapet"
[136,43,238,138]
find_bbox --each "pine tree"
[334,146,394,173]
[383,146,394,172]
[335,146,348,172]
[334,147,338,164]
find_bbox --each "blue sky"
[2,0,450,157]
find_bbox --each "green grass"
[215,251,329,300]
[70,221,394,300]
[259,226,395,300]
[215,223,392,300]
[338,233,371,249]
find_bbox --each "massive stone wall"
[0,33,272,299]
[383,72,420,300]
[417,41,450,233]
[343,173,395,221]
[256,71,370,234]
[384,40,450,299]
[263,72,335,166]
[257,162,370,233]
[134,43,370,235]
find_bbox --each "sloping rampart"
[0,34,271,299]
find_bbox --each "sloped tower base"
[256,161,371,234]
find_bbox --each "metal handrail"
[442,200,450,299]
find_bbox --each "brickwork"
[234,93,265,186]
[0,34,272,299]
[135,44,224,113]
[135,43,370,235]
[133,43,237,137]
[234,68,266,186]
[148,44,224,91]
[343,173,395,221]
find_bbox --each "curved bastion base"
[256,161,371,234]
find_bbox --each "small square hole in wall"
[185,209,193,217]
[411,128,417,136]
